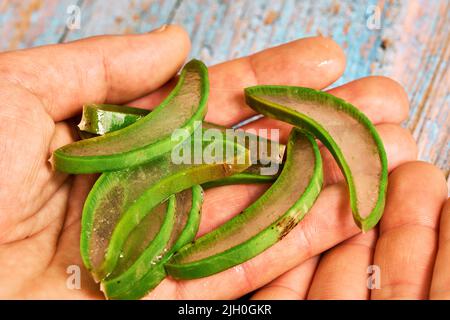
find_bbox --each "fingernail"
[151,24,168,33]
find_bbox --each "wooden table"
[1,0,448,184]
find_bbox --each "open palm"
[0,25,447,300]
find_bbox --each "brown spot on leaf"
[277,216,298,240]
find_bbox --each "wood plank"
[371,0,449,180]
[0,0,448,179]
[0,0,77,50]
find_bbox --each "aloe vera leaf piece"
[77,127,176,282]
[78,103,149,135]
[77,103,285,180]
[103,185,203,300]
[78,125,203,296]
[201,171,277,189]
[79,131,276,189]
[77,103,286,168]
[77,104,223,135]
[78,132,268,190]
[81,135,250,280]
[97,193,176,284]
[53,59,209,174]
[244,86,388,231]
[165,129,323,279]
[80,179,175,282]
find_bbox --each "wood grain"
[0,0,448,183]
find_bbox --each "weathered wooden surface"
[0,0,448,183]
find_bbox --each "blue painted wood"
[0,0,448,181]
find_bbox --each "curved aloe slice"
[102,186,203,299]
[165,129,323,279]
[201,165,278,189]
[80,181,175,281]
[53,59,209,174]
[78,103,286,169]
[81,135,250,280]
[77,103,285,182]
[244,86,388,231]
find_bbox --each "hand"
[253,166,449,300]
[0,25,440,299]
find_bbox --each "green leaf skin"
[78,104,147,136]
[244,85,388,231]
[53,59,209,174]
[165,129,323,279]
[102,186,203,300]
[81,135,250,280]
[201,171,277,189]
[77,122,203,298]
[77,103,285,183]
[78,103,149,135]
[80,179,174,282]
[202,162,284,188]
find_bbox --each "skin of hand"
[0,25,446,300]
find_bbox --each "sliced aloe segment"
[80,180,174,282]
[201,172,275,188]
[78,103,149,135]
[244,86,388,231]
[165,129,323,279]
[81,135,250,280]
[201,164,279,189]
[78,103,285,168]
[77,103,285,180]
[102,186,203,299]
[53,59,209,174]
